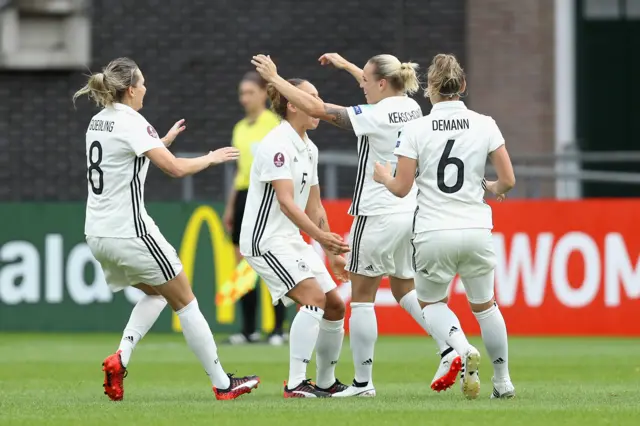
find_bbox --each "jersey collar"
[431,100,467,111]
[281,120,310,152]
[112,102,137,113]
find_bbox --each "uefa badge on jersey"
[147,125,158,138]
[352,105,363,115]
[396,140,401,148]
[273,152,285,168]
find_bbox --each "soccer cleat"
[431,347,462,393]
[102,350,127,401]
[213,374,260,400]
[490,377,516,399]
[284,379,331,398]
[267,334,285,346]
[331,379,376,398]
[459,346,481,400]
[316,379,349,395]
[227,332,261,345]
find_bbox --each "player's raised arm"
[318,53,364,85]
[145,146,239,178]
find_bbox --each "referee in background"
[223,71,286,345]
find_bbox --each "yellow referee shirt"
[232,109,280,190]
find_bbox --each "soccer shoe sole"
[461,351,481,400]
[431,355,463,392]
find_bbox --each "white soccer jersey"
[84,103,164,238]
[239,121,319,257]
[345,96,422,216]
[394,101,505,233]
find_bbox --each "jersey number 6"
[437,139,464,194]
[88,140,104,195]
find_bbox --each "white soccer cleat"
[268,334,285,346]
[331,380,376,398]
[490,377,515,399]
[460,346,481,400]
[431,348,462,392]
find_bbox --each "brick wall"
[466,0,556,198]
[0,0,465,201]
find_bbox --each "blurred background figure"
[223,71,287,345]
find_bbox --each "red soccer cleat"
[213,374,260,400]
[102,350,127,401]
[431,349,463,393]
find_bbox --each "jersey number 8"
[88,141,104,195]
[437,139,464,194]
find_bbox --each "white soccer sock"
[474,303,510,381]
[315,318,345,389]
[288,305,324,389]
[422,302,471,356]
[349,303,377,385]
[399,290,449,353]
[176,299,230,390]
[118,295,167,367]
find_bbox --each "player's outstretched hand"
[251,54,278,82]
[318,53,349,69]
[319,232,350,256]
[208,147,240,165]
[328,254,350,282]
[484,180,507,202]
[164,119,186,146]
[373,161,393,185]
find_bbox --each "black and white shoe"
[284,379,331,398]
[331,379,376,398]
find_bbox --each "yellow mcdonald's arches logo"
[172,205,275,332]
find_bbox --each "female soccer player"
[74,57,260,401]
[239,77,350,398]
[373,53,516,400]
[252,53,459,397]
[223,71,286,346]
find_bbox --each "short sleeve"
[256,144,293,182]
[346,104,378,137]
[393,125,419,160]
[488,118,505,153]
[127,118,164,156]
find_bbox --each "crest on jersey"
[352,105,363,115]
[273,152,285,167]
[298,261,309,272]
[147,125,158,138]
[395,140,401,148]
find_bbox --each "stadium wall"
[1,200,638,335]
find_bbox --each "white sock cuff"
[300,305,324,321]
[398,289,416,309]
[176,298,198,316]
[320,318,345,332]
[473,303,499,320]
[350,302,374,311]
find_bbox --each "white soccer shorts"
[345,211,414,279]
[244,239,336,307]
[412,228,497,304]
[86,229,183,292]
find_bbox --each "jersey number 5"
[88,141,104,195]
[300,172,308,194]
[437,139,464,194]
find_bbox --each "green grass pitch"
[0,333,638,426]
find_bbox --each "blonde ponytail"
[425,53,466,100]
[72,57,140,108]
[367,54,422,95]
[398,61,420,95]
[73,72,115,108]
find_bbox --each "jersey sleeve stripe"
[251,184,276,256]
[263,251,296,290]
[349,136,369,216]
[141,235,172,282]
[348,216,367,273]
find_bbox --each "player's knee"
[324,291,346,320]
[468,297,495,313]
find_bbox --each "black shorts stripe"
[141,235,171,281]
[252,184,275,256]
[263,251,296,290]
[348,216,367,272]
[410,238,417,272]
[349,136,369,216]
[146,234,176,278]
